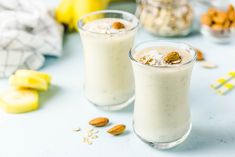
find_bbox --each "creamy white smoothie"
[130,41,196,149]
[79,11,138,110]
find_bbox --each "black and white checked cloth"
[0,0,63,78]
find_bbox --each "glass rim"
[129,40,197,69]
[78,10,139,35]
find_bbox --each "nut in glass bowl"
[136,0,194,37]
[200,4,235,43]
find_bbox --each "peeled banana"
[9,75,48,91]
[0,88,39,113]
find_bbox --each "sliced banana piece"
[0,88,39,113]
[10,75,48,91]
[15,69,51,84]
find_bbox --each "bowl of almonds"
[200,4,235,43]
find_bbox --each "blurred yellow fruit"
[9,75,48,91]
[72,0,109,30]
[55,0,110,31]
[15,69,51,84]
[0,88,39,113]
[55,0,75,30]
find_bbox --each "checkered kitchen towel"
[0,0,63,78]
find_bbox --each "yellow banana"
[55,0,110,31]
[72,0,110,30]
[0,88,39,113]
[55,0,75,30]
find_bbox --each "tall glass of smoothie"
[129,41,196,149]
[78,10,139,111]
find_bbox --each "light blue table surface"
[0,1,235,157]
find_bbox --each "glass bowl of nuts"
[136,0,194,37]
[200,4,235,43]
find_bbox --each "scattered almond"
[112,21,125,29]
[89,117,109,127]
[195,48,204,61]
[163,51,182,64]
[107,124,126,136]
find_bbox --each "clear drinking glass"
[78,10,139,111]
[129,41,196,149]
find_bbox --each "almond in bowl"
[200,4,235,43]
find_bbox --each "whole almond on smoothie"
[89,117,109,127]
[112,21,125,29]
[163,51,182,64]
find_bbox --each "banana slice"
[0,88,39,113]
[10,75,48,91]
[15,69,51,84]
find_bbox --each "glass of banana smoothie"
[78,10,139,111]
[129,41,196,149]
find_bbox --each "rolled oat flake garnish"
[138,56,158,66]
[82,128,99,145]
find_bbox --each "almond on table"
[89,117,109,127]
[107,124,126,136]
[195,48,204,61]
